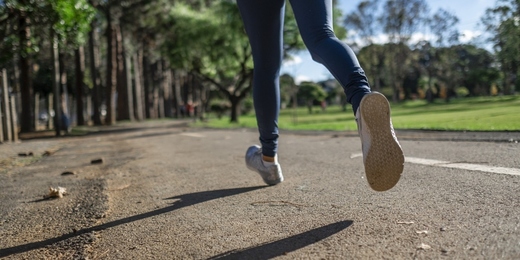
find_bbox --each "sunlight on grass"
[194,95,520,131]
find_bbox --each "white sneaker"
[356,92,404,191]
[245,145,284,185]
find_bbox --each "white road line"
[180,132,205,138]
[406,157,520,176]
[351,153,520,176]
[350,153,363,159]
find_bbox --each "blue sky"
[281,0,497,83]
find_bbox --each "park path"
[0,121,519,259]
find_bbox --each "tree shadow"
[0,186,265,258]
[19,120,190,141]
[123,130,178,140]
[208,220,353,260]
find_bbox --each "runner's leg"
[289,0,371,112]
[237,0,285,158]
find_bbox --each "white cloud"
[282,56,303,67]
[410,32,435,44]
[294,75,311,84]
[460,30,482,43]
[346,30,483,47]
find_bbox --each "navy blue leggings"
[237,0,371,157]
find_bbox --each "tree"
[422,8,459,101]
[344,0,380,46]
[344,0,383,91]
[481,0,520,94]
[0,0,94,133]
[88,19,103,125]
[451,44,499,96]
[415,40,438,101]
[164,1,315,122]
[297,81,327,114]
[279,73,297,108]
[429,8,459,47]
[164,2,250,122]
[379,0,429,102]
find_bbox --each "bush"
[241,97,254,115]
[455,87,469,97]
[209,100,230,119]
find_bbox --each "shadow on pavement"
[0,186,266,258]
[122,130,178,140]
[208,220,353,260]
[19,120,190,140]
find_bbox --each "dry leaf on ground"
[417,243,431,250]
[45,186,67,199]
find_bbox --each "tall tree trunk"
[85,94,91,124]
[198,81,208,120]
[51,33,61,136]
[153,84,159,118]
[125,54,135,120]
[505,62,518,95]
[75,46,86,125]
[193,76,201,119]
[59,52,70,132]
[19,15,33,132]
[47,93,54,129]
[1,69,11,141]
[143,53,152,119]
[89,22,102,125]
[34,92,39,130]
[133,52,144,120]
[186,73,194,117]
[150,62,161,118]
[116,23,131,121]
[163,66,173,118]
[105,11,117,125]
[229,95,240,123]
[392,83,398,102]
[173,70,182,118]
[154,61,162,118]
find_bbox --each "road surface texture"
[1,120,519,259]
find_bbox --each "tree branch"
[194,70,231,99]
[232,44,252,96]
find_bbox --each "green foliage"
[283,3,305,55]
[332,0,346,40]
[298,82,327,101]
[480,0,520,93]
[241,97,253,115]
[429,8,459,47]
[380,0,429,43]
[51,0,95,47]
[0,0,94,67]
[450,44,500,96]
[209,99,230,119]
[165,1,250,78]
[297,81,327,113]
[455,87,469,97]
[163,1,254,122]
[279,73,297,107]
[344,0,379,45]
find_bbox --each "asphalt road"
[0,121,519,259]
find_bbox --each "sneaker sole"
[246,165,284,185]
[360,93,404,191]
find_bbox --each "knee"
[302,28,336,62]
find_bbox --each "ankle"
[262,155,275,163]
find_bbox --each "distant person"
[239,0,404,191]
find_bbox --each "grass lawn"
[194,95,520,131]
